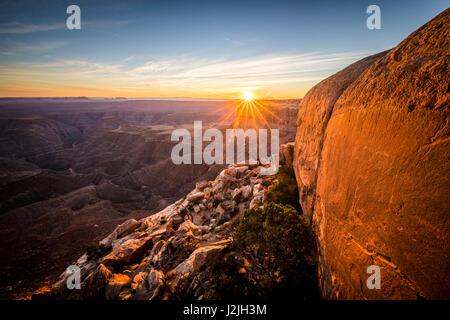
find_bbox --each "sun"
[243,91,254,101]
[214,91,281,130]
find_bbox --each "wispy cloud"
[0,40,66,55]
[0,50,372,97]
[0,21,64,34]
[167,52,365,80]
[0,19,131,34]
[0,59,122,78]
[131,59,187,74]
[120,51,370,91]
[123,56,137,62]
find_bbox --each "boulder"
[231,185,252,202]
[293,9,450,299]
[217,211,231,225]
[166,214,184,231]
[134,269,164,300]
[280,142,295,168]
[220,200,235,212]
[212,181,224,195]
[249,193,263,209]
[110,231,146,250]
[116,219,140,238]
[215,203,225,215]
[81,264,112,299]
[102,236,153,266]
[195,180,208,191]
[100,219,140,248]
[148,239,166,266]
[187,191,203,203]
[224,167,238,177]
[131,272,147,290]
[173,241,230,276]
[105,273,131,300]
[235,166,249,176]
[252,183,262,194]
[176,220,203,237]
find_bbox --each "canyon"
[1,8,449,301]
[44,163,276,300]
[0,98,298,299]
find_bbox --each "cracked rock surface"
[293,9,449,299]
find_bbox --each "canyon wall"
[293,9,449,299]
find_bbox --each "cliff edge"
[44,164,275,300]
[293,8,449,299]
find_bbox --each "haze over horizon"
[0,0,448,99]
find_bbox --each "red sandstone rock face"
[294,8,449,299]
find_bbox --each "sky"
[0,0,448,99]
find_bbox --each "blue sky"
[0,0,448,98]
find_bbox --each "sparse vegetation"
[264,164,301,211]
[209,202,318,300]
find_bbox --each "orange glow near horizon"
[213,93,282,130]
[0,84,304,100]
[0,76,310,99]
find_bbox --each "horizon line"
[0,96,301,101]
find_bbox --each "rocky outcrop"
[293,9,449,299]
[0,97,303,299]
[46,164,274,300]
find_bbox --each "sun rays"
[213,93,282,130]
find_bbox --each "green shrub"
[209,202,318,300]
[264,165,301,211]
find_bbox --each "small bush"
[209,202,318,300]
[264,165,301,211]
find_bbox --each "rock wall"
[293,9,449,299]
